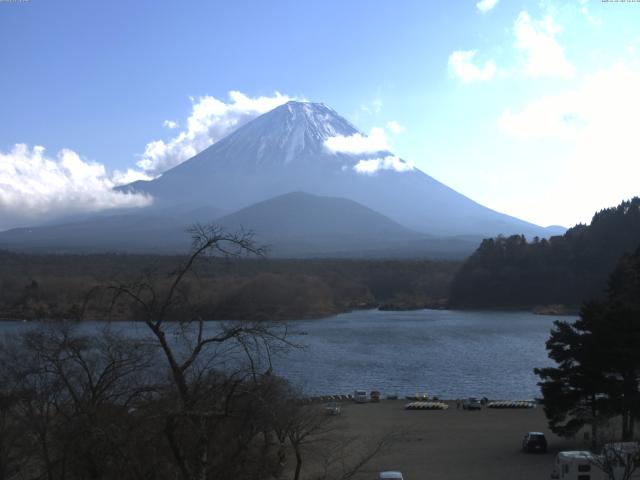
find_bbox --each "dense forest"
[450,197,640,309]
[0,250,458,321]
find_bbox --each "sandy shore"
[329,400,583,480]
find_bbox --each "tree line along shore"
[1,197,639,322]
[0,251,457,322]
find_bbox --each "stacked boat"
[405,402,449,410]
[487,400,535,409]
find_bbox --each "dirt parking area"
[333,400,583,480]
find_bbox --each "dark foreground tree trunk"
[293,445,302,480]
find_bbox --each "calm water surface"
[0,309,573,400]
[272,309,572,399]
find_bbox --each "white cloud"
[111,168,154,185]
[0,144,152,230]
[324,127,391,154]
[577,0,602,27]
[360,97,383,115]
[513,11,574,79]
[497,62,640,223]
[0,90,297,229]
[353,155,414,175]
[497,91,584,139]
[448,50,497,82]
[137,91,293,176]
[476,0,499,13]
[386,120,406,134]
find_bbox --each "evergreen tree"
[534,302,612,443]
[602,248,640,440]
[535,247,640,443]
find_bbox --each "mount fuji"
[124,101,557,237]
[0,101,563,257]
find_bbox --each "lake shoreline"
[0,302,578,323]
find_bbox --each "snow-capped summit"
[276,101,358,142]
[206,101,362,167]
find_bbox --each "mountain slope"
[218,191,416,239]
[213,191,480,258]
[123,101,556,238]
[0,206,223,253]
[215,191,426,257]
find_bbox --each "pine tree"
[535,247,640,443]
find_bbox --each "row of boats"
[302,394,536,409]
[404,400,536,410]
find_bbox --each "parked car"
[378,471,403,480]
[462,397,482,410]
[325,401,341,415]
[354,390,368,403]
[370,390,381,402]
[522,432,547,453]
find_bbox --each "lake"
[0,309,572,400]
[273,309,570,399]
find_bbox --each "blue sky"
[1,0,639,229]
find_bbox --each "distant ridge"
[0,206,223,253]
[0,192,480,258]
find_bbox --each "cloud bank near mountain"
[0,144,151,230]
[353,155,414,175]
[137,91,294,176]
[0,91,295,231]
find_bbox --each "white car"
[462,397,482,410]
[354,390,368,403]
[378,471,403,480]
[325,402,341,415]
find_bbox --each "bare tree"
[281,400,401,480]
[312,432,398,480]
[598,442,640,480]
[98,223,294,480]
[0,391,21,480]
[0,325,158,480]
[0,224,392,480]
[285,404,335,480]
[590,424,640,480]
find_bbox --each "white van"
[378,471,403,480]
[551,451,599,480]
[551,446,640,480]
[354,390,368,403]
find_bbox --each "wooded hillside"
[450,197,640,309]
